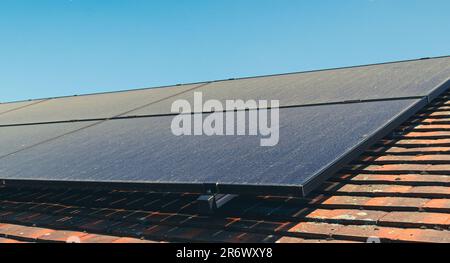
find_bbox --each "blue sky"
[1,0,449,102]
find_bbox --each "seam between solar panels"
[114,82,213,118]
[0,121,105,161]
[0,95,427,128]
[0,99,52,117]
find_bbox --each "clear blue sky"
[1,0,449,102]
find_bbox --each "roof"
[1,56,450,198]
[1,89,450,243]
[1,57,450,243]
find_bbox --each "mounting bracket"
[197,194,238,215]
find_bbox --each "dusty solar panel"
[0,100,45,115]
[0,98,425,196]
[0,83,204,125]
[0,122,96,157]
[1,57,449,196]
[128,57,450,116]
[1,57,449,125]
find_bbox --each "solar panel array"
[1,57,450,196]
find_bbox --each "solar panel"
[0,98,425,196]
[1,58,448,125]
[0,83,204,126]
[0,57,449,197]
[127,57,450,116]
[0,122,95,157]
[0,100,45,115]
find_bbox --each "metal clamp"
[197,194,238,214]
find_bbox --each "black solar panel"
[0,83,204,125]
[0,122,94,157]
[128,57,450,116]
[0,57,449,196]
[0,98,425,196]
[0,100,45,115]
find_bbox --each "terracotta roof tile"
[423,199,450,210]
[0,237,25,243]
[113,237,155,243]
[38,230,88,243]
[0,222,154,243]
[0,224,54,241]
[379,212,450,228]
[276,236,360,243]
